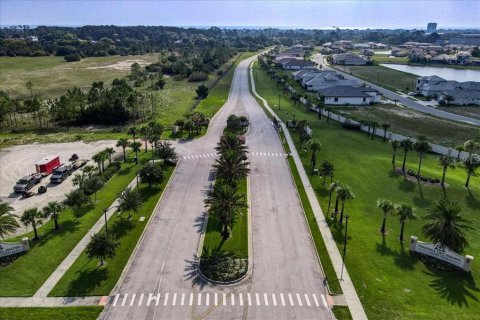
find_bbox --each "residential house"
[416,75,446,91]
[438,90,480,106]
[304,72,357,91]
[317,85,377,105]
[332,53,367,65]
[279,58,316,70]
[291,69,321,81]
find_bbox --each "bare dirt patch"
[87,59,150,71]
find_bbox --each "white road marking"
[172,293,177,306]
[138,293,144,306]
[214,293,218,306]
[146,293,158,306]
[296,293,303,306]
[112,294,119,307]
[312,294,319,307]
[288,293,294,306]
[304,294,311,307]
[264,293,269,306]
[183,156,186,160]
[247,293,252,306]
[231,293,235,306]
[189,293,193,306]
[223,293,226,306]
[321,294,328,307]
[256,293,260,306]
[272,293,277,306]
[163,293,169,306]
[239,293,243,306]
[121,293,128,306]
[206,293,210,306]
[129,293,136,306]
[280,293,285,306]
[198,293,202,306]
[181,293,185,306]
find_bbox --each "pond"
[380,64,480,82]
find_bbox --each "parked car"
[69,154,79,161]
[38,185,47,194]
[72,159,88,169]
[50,164,73,184]
[21,190,35,198]
[13,173,43,193]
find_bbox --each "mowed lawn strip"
[332,306,354,320]
[203,177,248,258]
[254,63,480,320]
[49,164,174,296]
[0,151,146,297]
[0,307,103,320]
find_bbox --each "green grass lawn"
[0,151,146,297]
[0,55,160,100]
[0,307,103,320]
[371,54,409,64]
[49,164,174,296]
[202,177,248,258]
[437,105,480,121]
[332,306,353,320]
[254,62,480,320]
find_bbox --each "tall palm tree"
[127,126,138,143]
[104,147,115,165]
[21,208,43,241]
[184,120,194,138]
[414,136,431,177]
[439,155,455,187]
[400,139,413,173]
[332,182,344,220]
[192,112,206,134]
[118,187,142,219]
[422,199,474,252]
[42,201,64,231]
[390,140,399,165]
[308,139,321,175]
[204,180,246,240]
[455,145,465,160]
[371,121,379,140]
[464,140,478,159]
[338,185,355,224]
[139,125,150,153]
[92,152,104,174]
[117,138,130,162]
[213,150,250,187]
[130,141,142,164]
[463,156,480,188]
[381,123,391,142]
[0,201,19,239]
[377,199,395,235]
[215,133,248,158]
[327,181,340,215]
[396,203,416,242]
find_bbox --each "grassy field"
[437,105,480,121]
[254,63,480,320]
[333,104,480,147]
[0,307,103,320]
[0,55,160,100]
[371,54,409,64]
[49,164,174,296]
[0,151,145,297]
[202,177,248,258]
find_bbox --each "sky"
[0,0,479,29]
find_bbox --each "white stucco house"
[317,85,379,105]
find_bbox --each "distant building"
[278,58,315,70]
[417,76,480,105]
[332,53,367,66]
[427,22,437,33]
[317,85,381,105]
[449,34,480,46]
[25,36,38,42]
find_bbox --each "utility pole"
[340,215,350,281]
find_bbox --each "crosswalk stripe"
[280,293,285,306]
[312,293,319,307]
[121,293,128,306]
[112,294,119,307]
[172,293,177,306]
[321,294,328,307]
[296,293,303,306]
[239,293,243,306]
[272,293,277,306]
[264,293,269,306]
[223,293,227,306]
[163,293,169,306]
[189,293,193,306]
[138,293,144,306]
[304,294,311,307]
[206,293,210,306]
[231,293,235,306]
[247,293,252,306]
[181,293,185,306]
[214,293,218,306]
[130,293,136,306]
[256,293,260,306]
[198,293,202,306]
[288,293,294,306]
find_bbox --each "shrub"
[196,84,209,99]
[188,71,208,82]
[64,53,81,62]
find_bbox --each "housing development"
[0,1,480,320]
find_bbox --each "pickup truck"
[13,174,43,193]
[50,164,73,184]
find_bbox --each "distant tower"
[427,22,437,33]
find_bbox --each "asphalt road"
[101,56,332,320]
[314,54,480,126]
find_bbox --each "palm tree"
[86,233,118,266]
[338,185,355,224]
[439,155,455,187]
[127,126,138,142]
[377,199,395,235]
[297,120,309,149]
[184,120,194,138]
[215,133,248,158]
[308,139,321,175]
[139,125,150,153]
[117,138,130,162]
[463,156,480,188]
[332,182,344,220]
[319,160,334,187]
[21,208,43,241]
[396,203,416,242]
[213,150,250,187]
[455,145,465,160]
[464,140,478,159]
[204,181,246,240]
[118,187,142,219]
[92,152,104,174]
[130,141,142,164]
[0,201,19,239]
[390,140,399,165]
[72,173,86,188]
[381,123,391,142]
[42,201,64,231]
[104,147,115,165]
[26,81,33,98]
[192,112,206,134]
[327,181,340,215]
[400,139,413,173]
[422,199,474,252]
[370,121,379,140]
[414,136,431,177]
[82,165,95,179]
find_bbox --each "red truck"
[35,155,61,176]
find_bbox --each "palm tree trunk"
[327,190,333,213]
[383,131,387,142]
[381,214,386,234]
[144,135,148,153]
[441,166,447,187]
[135,150,139,164]
[339,202,345,224]
[108,156,112,165]
[100,256,104,266]
[465,172,472,188]
[123,148,127,162]
[417,154,423,178]
[33,222,38,240]
[392,149,396,164]
[457,150,461,160]
[54,216,59,230]
[402,152,408,173]
[400,222,405,241]
[323,176,326,187]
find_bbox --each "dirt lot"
[0,140,118,236]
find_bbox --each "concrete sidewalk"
[33,176,140,298]
[250,63,368,320]
[0,296,103,307]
